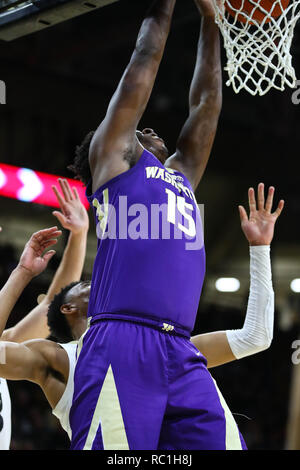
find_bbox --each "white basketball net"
[213,0,300,95]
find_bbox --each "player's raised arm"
[1,180,89,343]
[89,0,176,191]
[0,228,67,396]
[191,184,284,368]
[0,228,61,338]
[165,0,222,190]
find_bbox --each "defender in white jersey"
[0,184,283,447]
[0,179,89,449]
[52,342,77,439]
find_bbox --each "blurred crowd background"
[0,0,300,450]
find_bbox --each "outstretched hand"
[18,227,62,278]
[52,179,89,235]
[239,183,284,246]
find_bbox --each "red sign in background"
[0,163,89,209]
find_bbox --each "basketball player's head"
[47,280,91,343]
[68,131,95,187]
[68,128,169,185]
[136,128,169,163]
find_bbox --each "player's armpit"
[0,340,48,384]
[191,331,236,369]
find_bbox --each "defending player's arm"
[191,184,284,368]
[0,228,61,338]
[89,0,176,191]
[0,228,66,400]
[0,337,68,410]
[165,0,222,190]
[0,340,52,383]
[1,180,89,342]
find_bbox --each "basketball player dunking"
[67,0,236,450]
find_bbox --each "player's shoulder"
[23,338,66,358]
[164,164,193,189]
[89,141,146,196]
[24,339,71,381]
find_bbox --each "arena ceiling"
[0,0,300,322]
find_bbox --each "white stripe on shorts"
[83,365,129,450]
[212,376,243,450]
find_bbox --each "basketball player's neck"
[70,317,87,341]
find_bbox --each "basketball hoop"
[213,0,300,95]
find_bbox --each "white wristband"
[226,245,274,360]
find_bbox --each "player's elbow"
[0,328,15,342]
[134,41,162,64]
[135,20,168,60]
[259,336,273,351]
[202,89,223,115]
[191,91,222,120]
[250,335,273,355]
[227,328,273,360]
[255,342,272,354]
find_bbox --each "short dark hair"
[68,131,95,187]
[47,282,79,343]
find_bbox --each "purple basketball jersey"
[86,148,205,333]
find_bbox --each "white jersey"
[0,378,11,450]
[52,342,77,440]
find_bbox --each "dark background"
[0,0,300,450]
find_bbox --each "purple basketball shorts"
[69,317,247,450]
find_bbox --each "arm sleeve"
[226,245,274,360]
